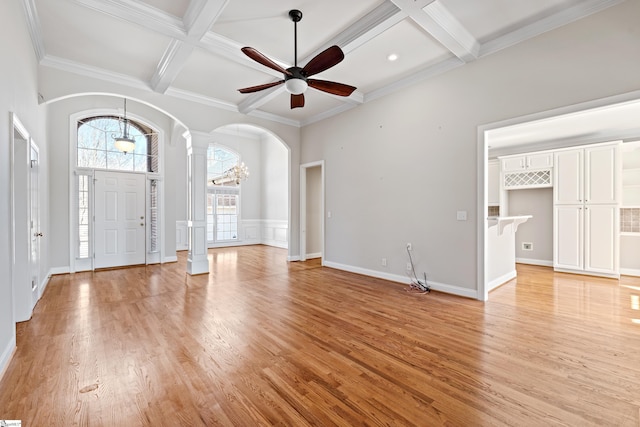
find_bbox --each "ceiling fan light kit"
[238,9,356,109]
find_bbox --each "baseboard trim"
[323,261,478,299]
[49,266,70,275]
[488,270,517,292]
[163,256,178,263]
[516,258,553,267]
[0,333,16,383]
[40,271,53,296]
[620,268,640,277]
[305,252,322,259]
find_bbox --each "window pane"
[77,116,158,172]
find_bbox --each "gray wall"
[0,0,49,374]
[508,188,554,264]
[300,0,640,293]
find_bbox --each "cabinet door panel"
[585,145,618,204]
[554,206,583,270]
[554,150,583,204]
[528,152,553,169]
[502,156,525,171]
[584,205,617,274]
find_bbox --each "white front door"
[30,141,41,300]
[94,171,146,269]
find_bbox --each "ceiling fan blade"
[238,80,284,94]
[291,93,305,109]
[302,45,345,77]
[241,47,292,76]
[308,79,356,97]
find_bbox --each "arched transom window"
[77,116,159,172]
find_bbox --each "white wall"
[47,95,177,270]
[508,188,554,265]
[38,68,302,257]
[261,133,288,221]
[300,0,640,296]
[0,0,49,376]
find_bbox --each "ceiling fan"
[237,9,356,109]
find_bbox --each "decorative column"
[186,131,210,275]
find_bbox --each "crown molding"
[366,57,464,104]
[165,87,238,113]
[479,0,627,57]
[21,0,45,61]
[245,110,301,128]
[73,0,186,39]
[40,55,152,91]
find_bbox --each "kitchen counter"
[487,215,532,292]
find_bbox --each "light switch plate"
[456,211,467,221]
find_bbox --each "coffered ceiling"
[22,0,624,127]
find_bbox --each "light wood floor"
[1,246,640,426]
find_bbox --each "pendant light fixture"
[113,98,136,154]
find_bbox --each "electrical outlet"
[381,258,387,266]
[406,262,412,271]
[522,242,533,251]
[406,243,412,251]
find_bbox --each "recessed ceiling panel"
[37,0,170,81]
[440,0,585,43]
[213,0,385,64]
[138,0,191,19]
[321,18,454,93]
[173,48,274,104]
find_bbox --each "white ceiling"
[23,0,626,128]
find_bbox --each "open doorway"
[479,92,640,301]
[300,161,324,263]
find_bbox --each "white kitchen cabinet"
[584,205,618,274]
[553,142,620,277]
[585,144,619,204]
[554,144,619,204]
[488,160,500,206]
[554,204,618,275]
[554,149,583,204]
[501,152,553,172]
[554,205,583,271]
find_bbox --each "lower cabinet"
[554,204,618,277]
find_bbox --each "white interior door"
[30,141,41,300]
[94,171,146,269]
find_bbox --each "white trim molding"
[0,334,16,383]
[323,261,479,299]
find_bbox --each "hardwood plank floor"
[1,246,640,426]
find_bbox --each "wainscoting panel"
[178,219,288,250]
[176,220,188,250]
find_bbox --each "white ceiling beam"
[149,0,229,93]
[389,0,479,62]
[150,40,196,93]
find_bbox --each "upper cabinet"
[622,142,640,207]
[554,149,583,204]
[501,152,553,172]
[554,143,619,205]
[585,144,619,204]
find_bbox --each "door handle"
[34,232,43,237]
